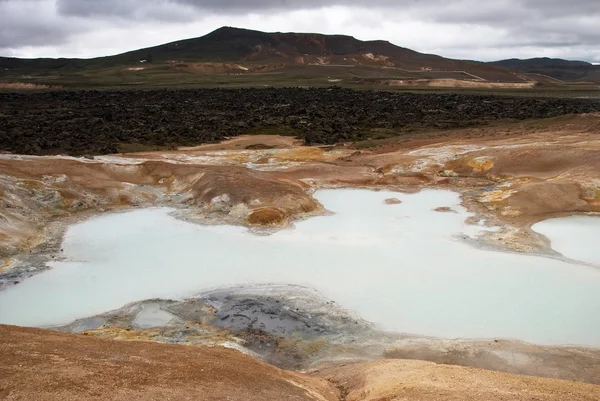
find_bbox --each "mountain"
[489,58,600,83]
[0,27,593,88]
[88,26,511,79]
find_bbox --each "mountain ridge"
[1,26,599,87]
[489,57,600,82]
[0,26,509,76]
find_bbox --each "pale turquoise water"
[532,216,600,266]
[0,189,599,347]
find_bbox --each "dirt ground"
[316,360,600,401]
[2,325,599,401]
[0,324,338,401]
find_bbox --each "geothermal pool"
[532,216,600,266]
[0,189,599,347]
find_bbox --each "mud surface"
[57,285,371,369]
[2,88,600,155]
[55,285,600,385]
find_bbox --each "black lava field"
[2,88,600,155]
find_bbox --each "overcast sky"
[1,0,599,62]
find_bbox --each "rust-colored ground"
[316,360,600,401]
[2,114,600,256]
[0,325,338,401]
[2,325,599,401]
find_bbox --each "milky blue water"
[1,189,599,347]
[532,216,600,266]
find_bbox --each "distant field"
[1,64,599,97]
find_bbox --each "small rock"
[434,207,457,213]
[384,198,402,205]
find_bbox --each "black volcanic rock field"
[1,87,600,155]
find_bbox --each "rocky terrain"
[1,99,600,399]
[2,88,600,155]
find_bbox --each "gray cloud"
[54,0,600,19]
[0,0,599,61]
[56,0,141,17]
[0,0,77,49]
[56,0,196,21]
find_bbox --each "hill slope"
[2,325,600,401]
[96,26,512,78]
[0,26,529,87]
[490,57,600,83]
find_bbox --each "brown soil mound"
[507,181,589,216]
[188,168,319,217]
[316,360,600,401]
[2,325,598,401]
[246,207,287,226]
[489,148,600,179]
[0,325,337,401]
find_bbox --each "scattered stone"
[384,198,402,205]
[434,207,457,213]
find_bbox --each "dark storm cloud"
[56,0,140,17]
[55,0,195,21]
[51,0,600,46]
[53,0,600,18]
[1,0,599,60]
[0,22,68,49]
[0,0,75,49]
